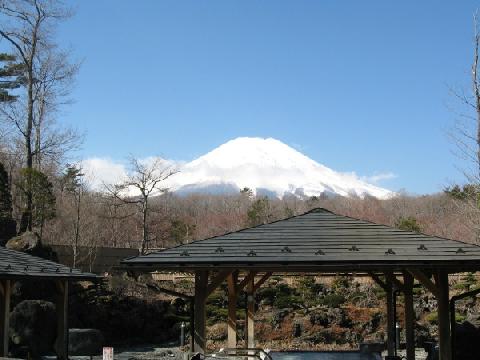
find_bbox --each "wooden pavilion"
[122,208,480,360]
[0,246,98,359]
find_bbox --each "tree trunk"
[72,190,81,268]
[19,32,37,234]
[473,27,480,179]
[141,196,148,254]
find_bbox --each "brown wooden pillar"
[436,271,452,360]
[403,272,415,360]
[245,273,255,349]
[55,279,69,360]
[386,280,396,357]
[194,270,208,353]
[0,279,11,357]
[227,272,238,348]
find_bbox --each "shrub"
[320,294,346,308]
[274,294,301,309]
[396,216,421,233]
[425,312,438,325]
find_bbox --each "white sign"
[103,347,114,360]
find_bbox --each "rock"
[68,328,104,356]
[6,231,40,253]
[9,300,57,356]
[309,310,329,326]
[5,231,58,260]
[292,322,302,337]
[271,309,289,329]
[308,307,352,328]
[415,323,434,347]
[208,323,227,341]
[454,321,480,360]
[465,314,480,328]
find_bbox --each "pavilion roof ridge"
[122,206,480,273]
[0,246,100,279]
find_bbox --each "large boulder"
[5,231,57,260]
[68,328,104,356]
[454,321,480,360]
[6,231,40,253]
[9,300,57,356]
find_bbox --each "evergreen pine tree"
[0,53,23,102]
[0,162,16,245]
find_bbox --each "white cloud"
[80,156,181,193]
[362,171,397,184]
[80,158,128,191]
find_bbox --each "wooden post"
[55,280,69,360]
[194,270,208,353]
[404,272,415,360]
[386,280,396,357]
[190,298,195,352]
[245,273,255,349]
[437,271,452,360]
[0,280,11,357]
[227,272,238,348]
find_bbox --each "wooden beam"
[403,272,415,360]
[194,270,209,353]
[253,272,272,292]
[369,272,389,291]
[227,271,238,348]
[409,269,440,298]
[437,270,452,360]
[206,269,232,297]
[0,280,11,357]
[55,280,69,360]
[245,273,255,349]
[236,271,257,293]
[385,272,406,292]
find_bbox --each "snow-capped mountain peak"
[164,137,394,199]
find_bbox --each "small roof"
[122,208,480,273]
[0,246,98,280]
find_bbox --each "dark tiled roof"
[0,246,98,280]
[122,208,480,273]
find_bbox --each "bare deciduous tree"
[446,12,480,243]
[0,0,80,232]
[106,156,177,254]
[449,12,480,182]
[99,185,135,247]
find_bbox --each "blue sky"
[57,1,479,194]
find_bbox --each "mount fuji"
[161,137,394,199]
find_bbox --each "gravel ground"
[381,349,428,360]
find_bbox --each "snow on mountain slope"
[163,137,394,199]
